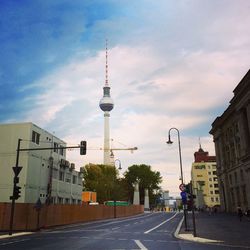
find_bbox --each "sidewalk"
[176,211,250,248]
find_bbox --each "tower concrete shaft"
[103,112,111,165]
[99,40,114,165]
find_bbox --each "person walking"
[246,208,250,221]
[237,206,243,221]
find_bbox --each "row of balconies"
[60,159,75,171]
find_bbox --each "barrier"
[0,202,144,231]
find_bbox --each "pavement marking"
[0,238,29,246]
[144,212,179,234]
[134,240,148,250]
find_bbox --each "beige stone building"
[0,122,83,204]
[191,147,220,209]
[210,69,250,212]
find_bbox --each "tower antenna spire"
[105,39,109,87]
[199,137,202,149]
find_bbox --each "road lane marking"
[0,238,29,246]
[144,212,179,234]
[134,240,148,250]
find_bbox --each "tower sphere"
[99,96,114,112]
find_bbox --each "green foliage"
[82,163,128,203]
[123,164,162,205]
[82,164,115,203]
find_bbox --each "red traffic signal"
[80,141,87,155]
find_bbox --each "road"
[0,212,242,249]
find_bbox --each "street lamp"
[166,127,187,230]
[166,128,184,185]
[113,159,122,218]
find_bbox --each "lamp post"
[113,159,122,218]
[166,127,187,231]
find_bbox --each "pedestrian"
[246,208,250,221]
[237,206,243,221]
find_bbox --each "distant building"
[191,146,220,209]
[0,122,83,204]
[210,69,250,212]
[162,190,170,207]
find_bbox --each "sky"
[1,0,250,197]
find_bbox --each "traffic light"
[13,185,21,200]
[80,141,87,155]
[185,183,191,194]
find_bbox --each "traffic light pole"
[9,138,22,235]
[9,140,87,235]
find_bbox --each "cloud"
[1,0,250,197]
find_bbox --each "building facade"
[0,122,83,204]
[210,70,250,212]
[191,147,220,209]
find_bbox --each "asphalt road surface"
[0,212,244,249]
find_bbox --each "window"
[58,197,63,204]
[215,190,219,194]
[59,171,64,181]
[65,173,71,183]
[209,178,212,181]
[210,191,213,194]
[59,145,64,156]
[208,172,211,175]
[216,197,219,202]
[240,170,244,181]
[211,197,214,202]
[195,165,205,169]
[73,176,77,184]
[32,131,40,145]
[54,142,58,153]
[213,171,217,175]
[197,175,203,177]
[210,184,213,188]
[229,174,232,185]
[234,172,238,183]
[213,177,218,182]
[214,184,219,188]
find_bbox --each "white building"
[162,190,170,207]
[0,122,83,204]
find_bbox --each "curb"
[0,232,34,239]
[174,215,223,243]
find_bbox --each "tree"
[82,163,126,203]
[123,164,162,205]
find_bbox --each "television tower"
[99,40,114,165]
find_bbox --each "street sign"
[179,184,185,191]
[12,166,22,177]
[180,191,187,204]
[180,191,187,199]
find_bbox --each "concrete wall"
[0,122,83,204]
[0,203,144,231]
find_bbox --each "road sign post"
[9,139,22,235]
